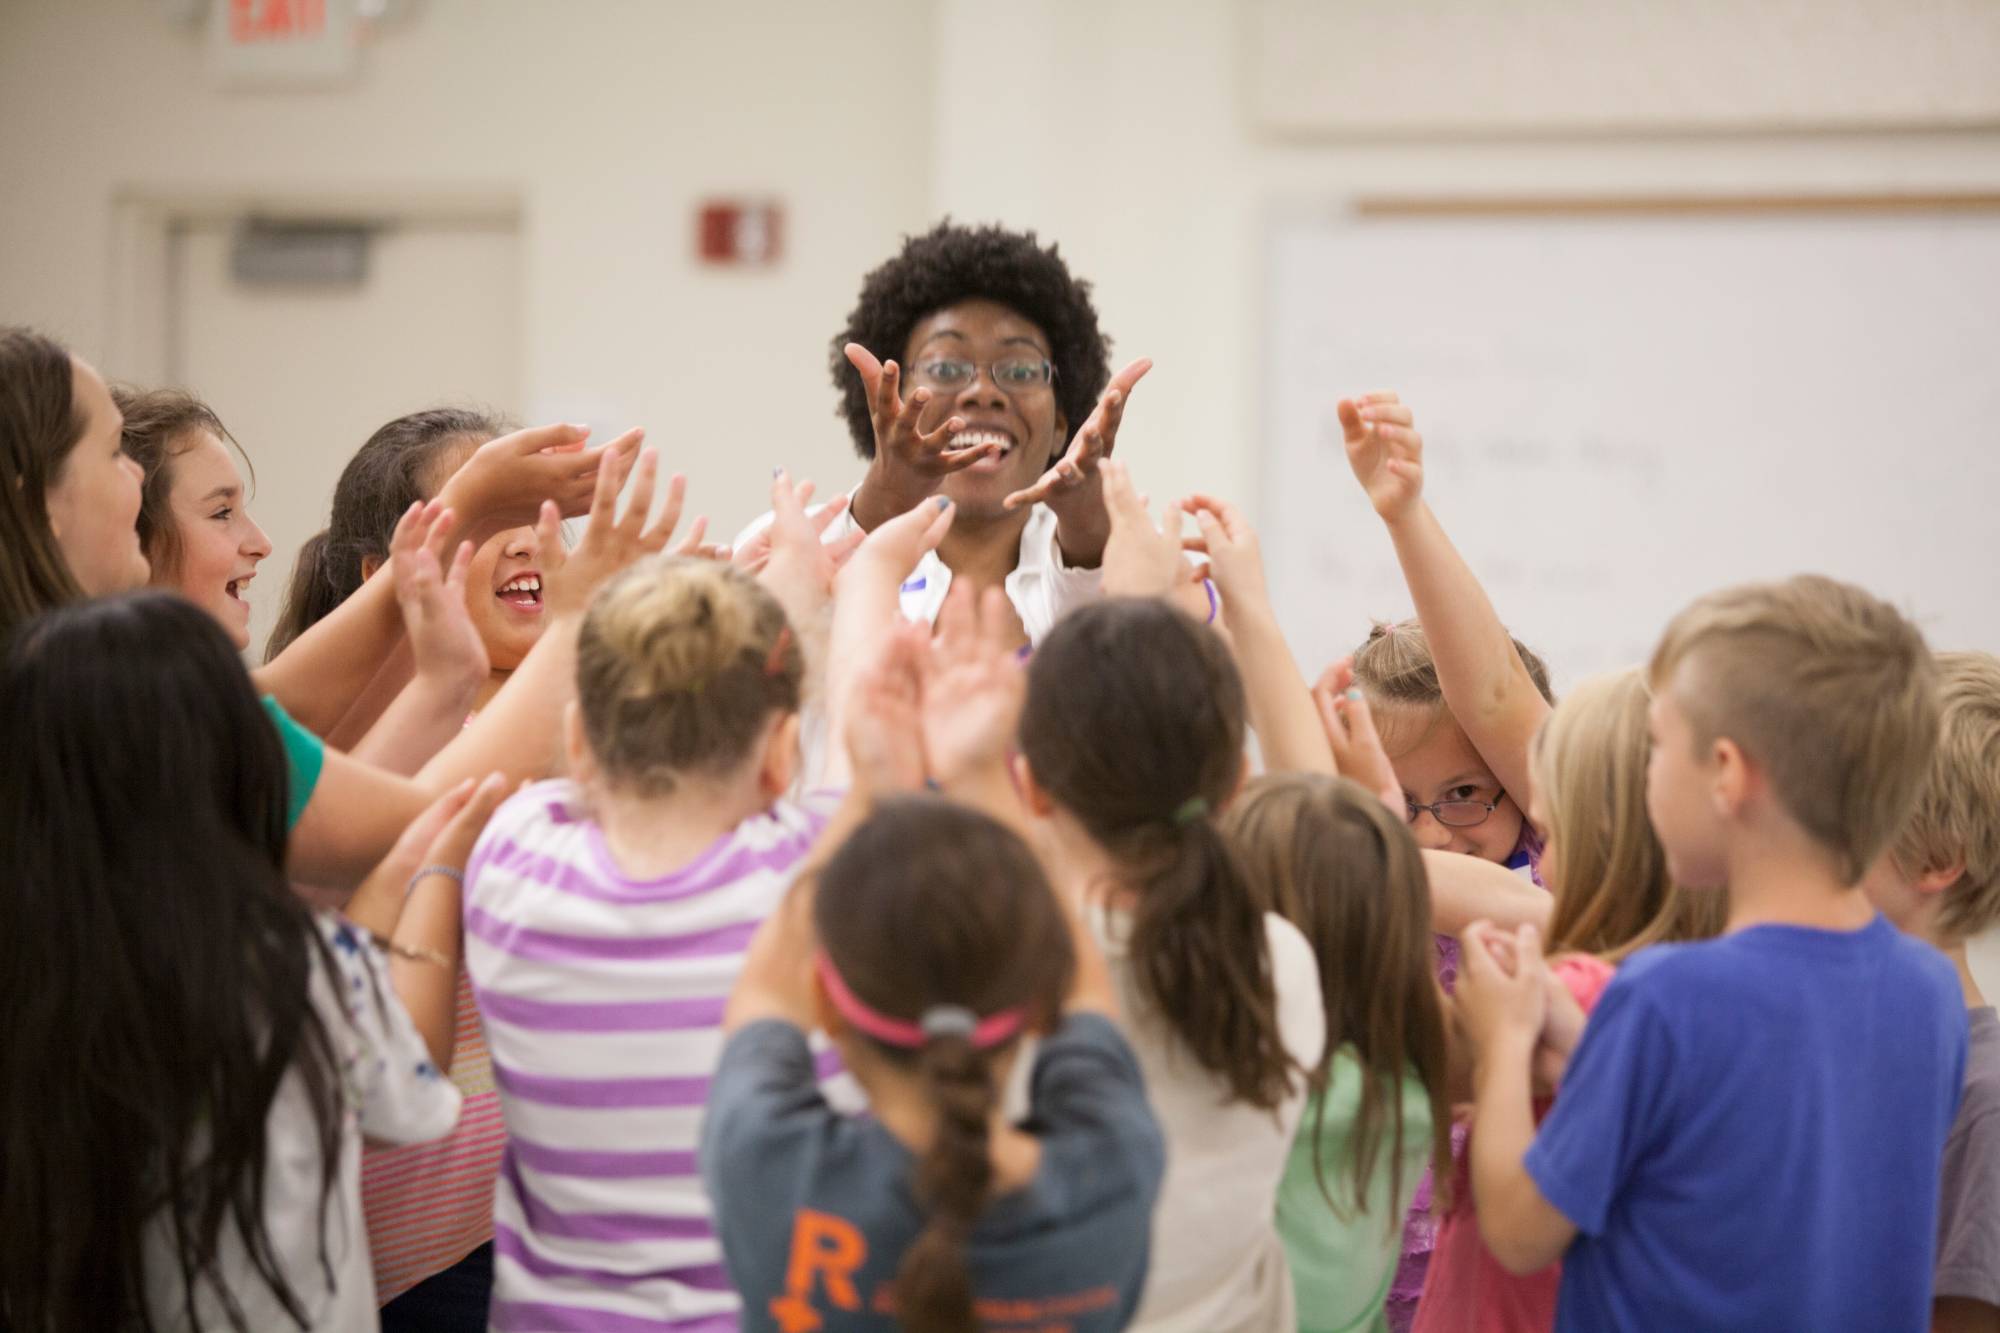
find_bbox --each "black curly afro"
[830,220,1112,460]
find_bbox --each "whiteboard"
[1259,206,2000,692]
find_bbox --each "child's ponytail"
[898,1023,999,1333]
[1022,598,1298,1111]
[1122,813,1295,1110]
[813,798,1076,1332]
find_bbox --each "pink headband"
[814,952,1026,1051]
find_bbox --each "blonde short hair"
[1647,575,1938,886]
[1535,670,1725,960]
[1892,652,2000,939]
[576,556,802,795]
[1352,618,1555,709]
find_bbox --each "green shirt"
[1278,1046,1435,1333]
[259,696,325,831]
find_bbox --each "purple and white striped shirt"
[464,779,847,1332]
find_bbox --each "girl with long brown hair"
[1226,776,1455,1333]
[1016,586,1325,1333]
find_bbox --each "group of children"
[0,220,1994,1333]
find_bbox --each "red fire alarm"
[697,200,783,266]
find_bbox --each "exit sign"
[207,0,358,88]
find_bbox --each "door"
[168,211,521,657]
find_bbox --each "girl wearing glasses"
[1338,392,1560,1332]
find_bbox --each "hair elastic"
[763,625,794,678]
[814,953,1025,1050]
[1172,795,1210,826]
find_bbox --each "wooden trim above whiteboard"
[1354,193,2000,219]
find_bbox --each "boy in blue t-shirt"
[1455,575,1968,1332]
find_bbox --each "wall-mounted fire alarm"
[697,200,782,267]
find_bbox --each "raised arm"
[1178,491,1334,777]
[343,773,508,1070]
[1004,356,1153,569]
[915,580,1120,1022]
[346,509,487,774]
[1342,393,1549,811]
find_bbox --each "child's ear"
[1013,753,1056,816]
[360,554,382,583]
[810,969,843,1039]
[1914,858,1967,895]
[759,712,803,798]
[562,701,594,783]
[1710,736,1751,818]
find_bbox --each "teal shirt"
[259,696,325,831]
[1278,1047,1436,1333]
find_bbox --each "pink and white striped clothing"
[464,779,845,1332]
[361,967,507,1302]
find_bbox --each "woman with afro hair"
[738,220,1175,649]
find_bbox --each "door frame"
[107,186,521,386]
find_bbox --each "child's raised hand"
[1178,493,1269,616]
[756,471,853,614]
[919,581,1027,785]
[844,343,996,484]
[435,422,630,536]
[666,514,731,564]
[732,489,853,577]
[388,501,489,693]
[416,770,512,882]
[1456,921,1551,1060]
[837,493,956,593]
[842,620,930,796]
[1339,392,1425,524]
[1004,356,1153,513]
[1099,459,1191,599]
[539,442,685,620]
[1312,657,1403,813]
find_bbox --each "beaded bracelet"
[405,864,466,899]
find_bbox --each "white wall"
[928,0,2000,523]
[0,0,937,535]
[9,0,2000,544]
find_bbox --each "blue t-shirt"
[1525,915,1967,1332]
[701,1011,1164,1332]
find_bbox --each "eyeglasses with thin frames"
[1405,796,1499,829]
[907,357,1056,395]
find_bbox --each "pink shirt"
[361,967,508,1302]
[1409,955,1616,1333]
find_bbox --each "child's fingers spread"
[647,473,688,544]
[534,501,563,560]
[809,494,851,535]
[672,514,710,557]
[442,540,474,588]
[619,450,660,533]
[1336,399,1366,442]
[1342,686,1386,748]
